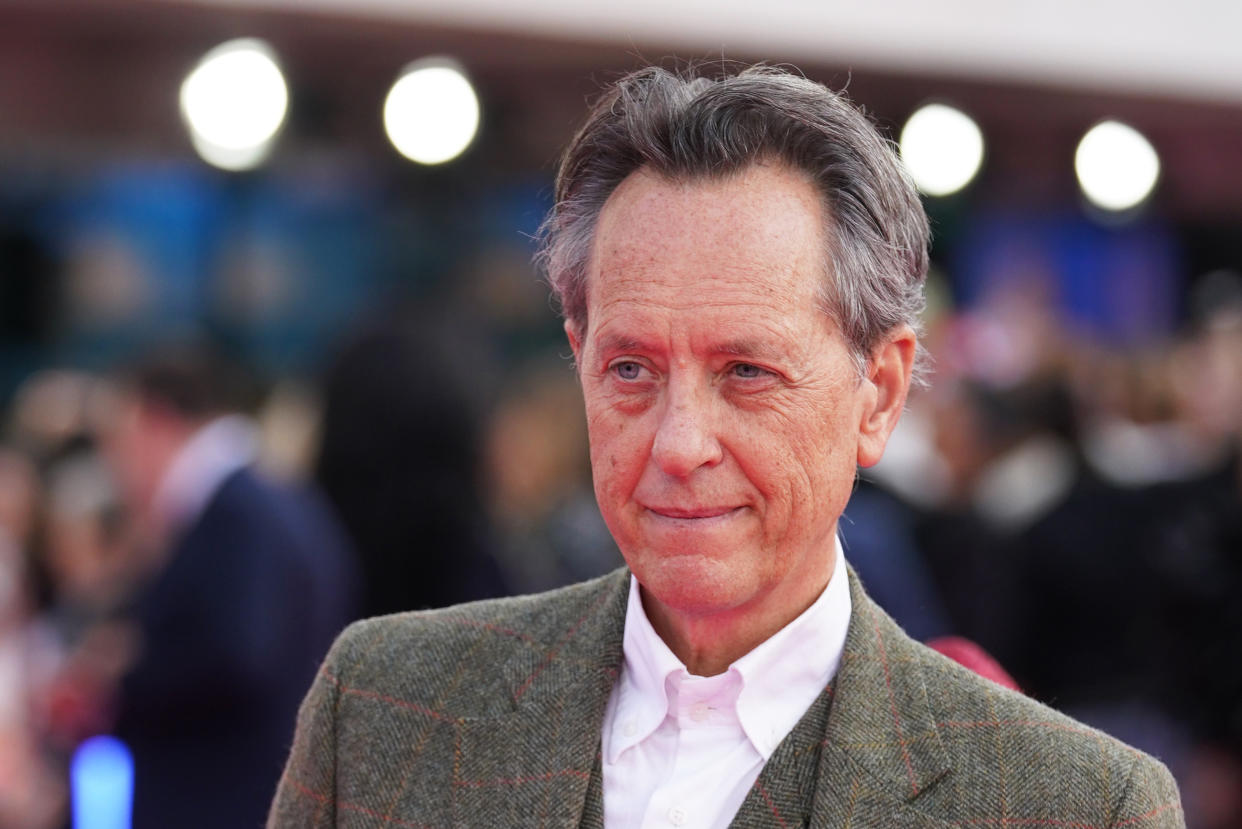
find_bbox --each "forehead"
[585,162,830,333]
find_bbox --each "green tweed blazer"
[268,568,1184,828]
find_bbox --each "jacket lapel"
[451,571,628,829]
[729,680,833,828]
[807,569,954,827]
[728,568,955,828]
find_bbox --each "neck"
[640,553,835,676]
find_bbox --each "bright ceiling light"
[384,60,480,165]
[899,103,985,197]
[1075,120,1160,212]
[180,38,289,171]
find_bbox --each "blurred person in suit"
[271,64,1182,827]
[101,345,358,829]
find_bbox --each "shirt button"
[623,720,638,738]
[690,702,710,723]
[668,806,687,826]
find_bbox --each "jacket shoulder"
[322,568,628,718]
[914,638,1182,826]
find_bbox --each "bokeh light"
[899,103,985,197]
[71,736,133,829]
[1075,120,1160,212]
[383,60,480,165]
[179,38,289,171]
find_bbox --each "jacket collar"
[734,567,953,827]
[824,567,952,801]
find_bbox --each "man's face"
[100,393,183,517]
[569,162,892,624]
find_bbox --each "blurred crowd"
[0,288,623,827]
[0,263,1239,827]
[850,270,1242,827]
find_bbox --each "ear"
[564,320,583,365]
[856,325,916,468]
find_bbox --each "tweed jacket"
[268,567,1183,828]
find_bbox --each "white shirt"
[601,539,852,829]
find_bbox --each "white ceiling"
[179,0,1242,105]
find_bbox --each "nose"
[650,383,723,478]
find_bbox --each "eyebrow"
[595,333,787,363]
[595,333,652,355]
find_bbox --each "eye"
[730,363,767,379]
[612,361,645,381]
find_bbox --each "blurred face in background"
[569,162,911,632]
[0,450,37,554]
[0,450,37,627]
[42,452,124,605]
[99,391,191,520]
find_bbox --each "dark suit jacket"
[268,567,1183,827]
[116,468,358,829]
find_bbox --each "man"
[269,65,1183,827]
[103,347,358,828]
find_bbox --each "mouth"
[644,505,743,521]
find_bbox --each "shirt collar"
[733,537,850,757]
[607,538,851,762]
[151,414,258,532]
[606,571,686,763]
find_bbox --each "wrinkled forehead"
[586,164,829,304]
[577,163,841,360]
[597,161,825,238]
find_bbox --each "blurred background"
[0,0,1240,826]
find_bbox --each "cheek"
[585,404,646,500]
[739,402,856,522]
[749,397,845,476]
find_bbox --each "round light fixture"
[180,38,289,171]
[383,60,480,165]
[1075,120,1160,212]
[899,103,985,197]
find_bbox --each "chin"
[629,551,757,616]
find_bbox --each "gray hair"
[537,64,931,383]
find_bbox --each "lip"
[644,505,743,520]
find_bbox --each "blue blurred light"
[71,736,134,829]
